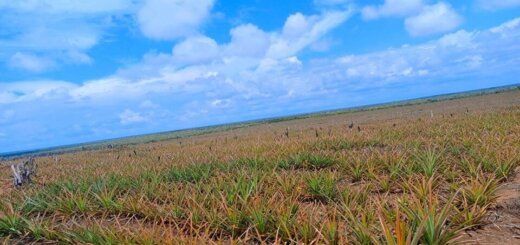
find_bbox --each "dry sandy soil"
[462,167,520,244]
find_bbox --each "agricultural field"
[1,89,519,244]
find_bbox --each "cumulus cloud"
[6,15,520,107]
[143,9,353,75]
[7,15,519,107]
[361,0,423,20]
[172,36,219,64]
[4,17,520,107]
[361,1,462,37]
[335,18,520,84]
[404,2,462,37]
[282,13,318,40]
[137,0,215,40]
[223,24,271,58]
[9,52,55,72]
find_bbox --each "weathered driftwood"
[11,158,37,187]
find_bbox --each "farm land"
[1,88,519,244]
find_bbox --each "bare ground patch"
[463,167,520,244]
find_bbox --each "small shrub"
[164,164,213,183]
[322,220,339,245]
[298,217,318,244]
[306,172,338,202]
[494,160,516,181]
[0,214,26,237]
[463,175,499,207]
[250,205,275,236]
[278,153,335,170]
[416,148,442,177]
[402,195,464,245]
[348,161,367,182]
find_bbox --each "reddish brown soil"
[463,167,520,244]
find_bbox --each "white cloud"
[69,77,130,101]
[119,109,146,125]
[361,1,462,37]
[404,2,462,37]
[211,99,232,108]
[5,16,519,108]
[0,80,77,104]
[256,56,303,74]
[172,36,219,65]
[309,38,335,52]
[140,100,159,109]
[490,17,520,36]
[336,51,430,81]
[332,20,518,82]
[361,0,423,20]
[457,55,483,68]
[2,17,520,153]
[66,50,93,64]
[266,10,352,59]
[223,24,271,58]
[0,23,101,51]
[438,30,477,48]
[137,0,215,40]
[476,0,520,10]
[145,9,353,78]
[282,13,317,39]
[9,52,55,72]
[0,0,135,71]
[0,8,352,105]
[70,66,214,101]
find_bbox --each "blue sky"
[1,0,519,153]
